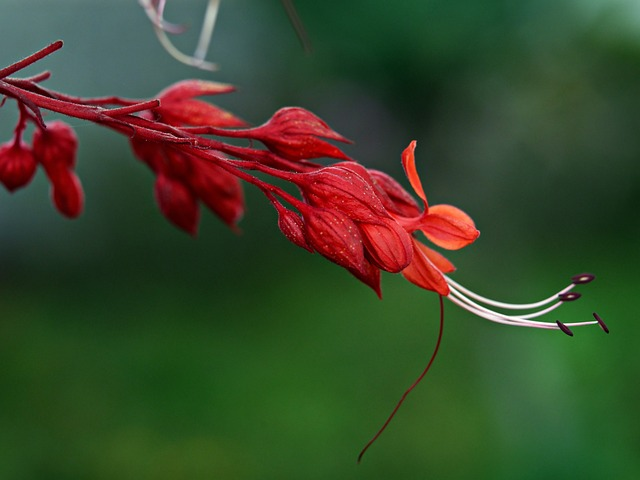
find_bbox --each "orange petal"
[401,239,450,295]
[420,204,480,250]
[401,141,427,205]
[414,240,456,273]
[428,204,476,227]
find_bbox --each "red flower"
[393,141,479,295]
[291,162,414,296]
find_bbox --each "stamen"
[556,321,574,337]
[445,276,574,310]
[593,312,609,334]
[558,292,581,302]
[572,273,595,285]
[444,276,600,332]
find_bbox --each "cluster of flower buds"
[130,80,246,235]
[0,114,83,218]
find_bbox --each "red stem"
[357,294,445,463]
[0,41,63,79]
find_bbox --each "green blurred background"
[1,0,638,478]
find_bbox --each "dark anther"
[572,273,595,285]
[593,312,609,334]
[556,321,574,337]
[558,292,581,302]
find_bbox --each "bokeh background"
[1,0,638,478]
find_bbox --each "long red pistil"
[357,294,445,463]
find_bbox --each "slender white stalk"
[445,275,574,310]
[444,276,600,333]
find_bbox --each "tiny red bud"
[186,159,245,228]
[154,173,200,235]
[245,107,352,161]
[275,204,312,252]
[359,219,413,273]
[156,80,245,128]
[32,121,78,172]
[157,98,246,128]
[49,169,84,218]
[130,138,165,174]
[302,207,366,276]
[349,258,382,298]
[297,165,389,223]
[157,80,236,102]
[0,141,37,192]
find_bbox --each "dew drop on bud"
[556,321,574,337]
[572,273,595,285]
[593,312,609,334]
[558,292,581,302]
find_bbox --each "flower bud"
[154,173,200,235]
[186,159,244,228]
[243,107,352,161]
[32,121,78,172]
[49,168,84,218]
[302,207,366,275]
[359,219,413,273]
[0,141,37,192]
[156,80,245,127]
[297,165,388,223]
[274,204,311,252]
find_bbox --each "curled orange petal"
[420,204,480,250]
[401,140,427,206]
[414,240,456,273]
[401,239,450,295]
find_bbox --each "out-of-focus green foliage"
[0,1,638,478]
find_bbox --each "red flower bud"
[274,203,311,252]
[297,165,388,223]
[302,207,366,276]
[156,80,245,128]
[243,107,352,161]
[49,168,84,218]
[368,169,421,217]
[154,173,200,235]
[0,141,37,192]
[130,138,164,174]
[186,158,244,228]
[157,80,236,102]
[32,121,78,172]
[349,258,382,298]
[359,219,413,273]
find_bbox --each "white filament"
[444,276,598,331]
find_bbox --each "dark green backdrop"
[1,1,638,478]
